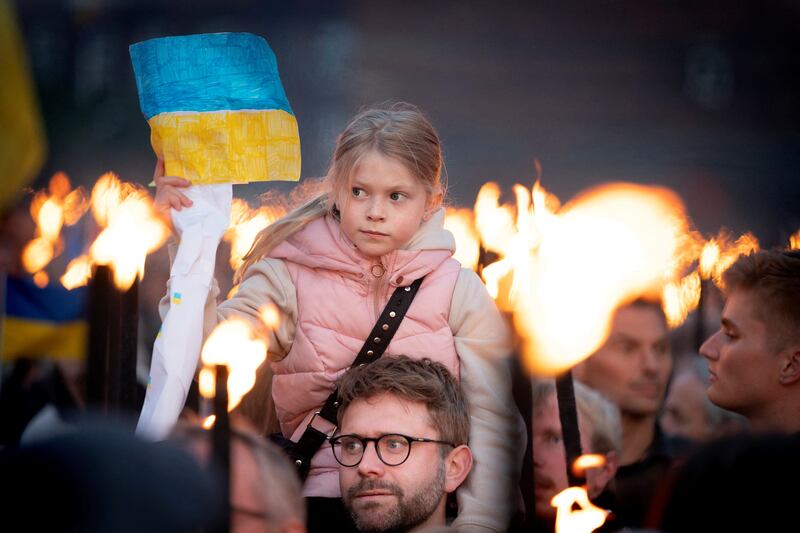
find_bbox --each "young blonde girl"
[155,103,524,531]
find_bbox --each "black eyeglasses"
[330,433,454,467]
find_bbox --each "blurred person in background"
[573,299,692,528]
[172,419,307,533]
[0,421,217,532]
[531,379,621,532]
[700,249,800,434]
[661,357,747,442]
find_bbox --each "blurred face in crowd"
[575,304,672,418]
[700,290,786,421]
[532,393,616,521]
[338,393,471,533]
[661,370,712,441]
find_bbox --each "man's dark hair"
[336,355,470,446]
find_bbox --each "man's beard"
[345,462,446,533]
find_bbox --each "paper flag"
[130,32,300,185]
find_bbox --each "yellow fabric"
[0,0,46,210]
[2,316,86,361]
[149,109,301,185]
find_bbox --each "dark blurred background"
[13,0,800,244]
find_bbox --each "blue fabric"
[129,32,293,119]
[5,275,87,323]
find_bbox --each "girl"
[155,103,524,532]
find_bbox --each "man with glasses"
[332,356,474,532]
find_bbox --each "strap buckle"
[308,410,337,437]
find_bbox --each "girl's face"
[338,150,434,260]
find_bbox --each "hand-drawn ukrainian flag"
[2,275,87,361]
[129,32,300,185]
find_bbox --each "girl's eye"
[352,187,364,197]
[390,192,403,201]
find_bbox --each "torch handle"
[556,369,584,487]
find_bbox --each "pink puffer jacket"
[268,214,460,496]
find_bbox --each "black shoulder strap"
[289,276,425,475]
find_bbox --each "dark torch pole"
[694,278,707,352]
[212,364,230,533]
[87,264,113,410]
[118,277,139,415]
[555,368,584,487]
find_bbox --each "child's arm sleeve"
[449,268,527,532]
[158,245,297,362]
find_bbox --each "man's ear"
[443,444,473,493]
[779,347,800,385]
[586,451,618,500]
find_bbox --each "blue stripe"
[130,32,294,119]
[5,275,87,323]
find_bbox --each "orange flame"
[552,486,609,533]
[571,453,607,476]
[88,173,170,290]
[224,198,286,271]
[21,237,54,274]
[697,232,759,287]
[789,229,800,250]
[60,255,94,290]
[21,173,89,281]
[662,272,702,329]
[199,318,267,412]
[202,415,216,429]
[473,181,695,375]
[444,208,480,271]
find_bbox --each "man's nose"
[357,441,385,477]
[699,331,720,361]
[641,348,659,375]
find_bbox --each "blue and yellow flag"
[0,0,46,210]
[129,32,301,185]
[2,275,87,361]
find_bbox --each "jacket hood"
[269,208,455,284]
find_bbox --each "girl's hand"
[153,159,193,216]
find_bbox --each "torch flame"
[21,237,54,274]
[61,255,94,289]
[475,181,695,375]
[199,318,267,412]
[225,198,286,271]
[571,453,607,476]
[202,415,216,429]
[444,208,480,271]
[697,232,759,288]
[789,229,800,250]
[552,486,609,533]
[662,272,702,329]
[88,173,170,290]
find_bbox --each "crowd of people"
[1,102,800,533]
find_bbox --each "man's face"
[660,371,712,441]
[338,394,448,533]
[575,304,672,417]
[532,393,603,520]
[532,394,571,520]
[700,290,782,419]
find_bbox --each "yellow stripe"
[2,317,86,361]
[149,109,301,185]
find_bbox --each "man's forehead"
[722,290,764,328]
[609,305,668,340]
[340,393,436,436]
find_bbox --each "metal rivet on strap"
[295,459,303,467]
[389,311,396,318]
[334,401,339,407]
[373,337,381,343]
[382,324,389,331]
[367,350,374,356]
[404,286,411,292]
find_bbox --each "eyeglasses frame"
[329,432,455,467]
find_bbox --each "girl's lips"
[361,230,389,237]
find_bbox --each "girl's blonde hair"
[236,102,445,282]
